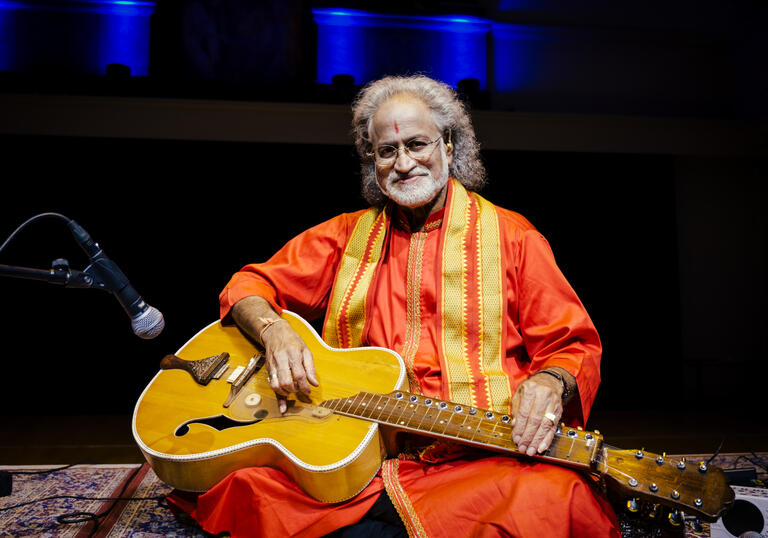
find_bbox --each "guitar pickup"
[223,354,264,408]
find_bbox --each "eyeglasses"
[367,135,444,166]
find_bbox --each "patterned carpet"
[1,453,765,537]
[0,463,207,537]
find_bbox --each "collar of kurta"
[392,204,445,233]
[322,179,510,412]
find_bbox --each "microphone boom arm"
[0,259,99,289]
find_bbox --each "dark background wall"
[0,1,765,425]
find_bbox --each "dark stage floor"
[2,409,766,466]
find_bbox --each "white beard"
[377,146,450,208]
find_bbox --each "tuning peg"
[647,504,660,519]
[667,509,683,526]
[677,457,686,470]
[626,498,640,513]
[698,461,708,473]
[690,518,703,532]
[594,429,600,435]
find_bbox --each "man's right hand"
[231,297,319,413]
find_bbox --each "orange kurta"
[175,181,619,537]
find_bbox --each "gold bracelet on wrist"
[257,317,285,343]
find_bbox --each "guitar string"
[328,395,706,493]
[355,393,508,444]
[595,443,714,512]
[327,393,511,446]
[326,395,708,514]
[325,393,605,454]
[318,394,714,517]
[329,393,598,453]
[332,392,551,447]
[328,394,699,467]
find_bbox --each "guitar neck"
[321,390,603,473]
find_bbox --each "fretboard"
[321,390,602,472]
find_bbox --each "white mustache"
[387,166,431,183]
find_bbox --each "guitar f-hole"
[174,409,269,436]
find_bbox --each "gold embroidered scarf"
[323,180,510,413]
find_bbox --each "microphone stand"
[0,258,106,290]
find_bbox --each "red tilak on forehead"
[394,120,399,133]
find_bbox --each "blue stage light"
[0,0,155,75]
[95,1,154,76]
[312,8,491,89]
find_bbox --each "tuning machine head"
[667,509,683,526]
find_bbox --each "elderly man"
[174,75,620,537]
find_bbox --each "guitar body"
[132,310,406,502]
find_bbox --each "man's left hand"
[510,373,564,456]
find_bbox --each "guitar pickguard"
[173,395,335,438]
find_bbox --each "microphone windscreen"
[131,306,165,339]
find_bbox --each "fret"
[428,407,455,435]
[544,432,591,469]
[474,416,502,441]
[350,393,369,419]
[372,395,393,423]
[487,417,507,444]
[403,401,423,429]
[365,393,384,420]
[565,436,576,460]
[376,394,399,425]
[474,432,510,449]
[548,433,566,457]
[472,416,510,449]
[359,392,381,420]
[411,401,431,432]
[339,395,357,414]
[385,395,409,427]
[321,398,338,411]
[418,401,441,433]
[349,392,367,417]
[464,414,485,442]
[448,411,474,441]
[386,395,407,426]
[387,397,409,427]
[371,393,390,421]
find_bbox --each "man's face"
[369,96,453,209]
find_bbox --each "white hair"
[351,75,487,205]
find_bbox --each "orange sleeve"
[515,228,602,425]
[218,211,364,323]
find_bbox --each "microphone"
[67,220,165,339]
